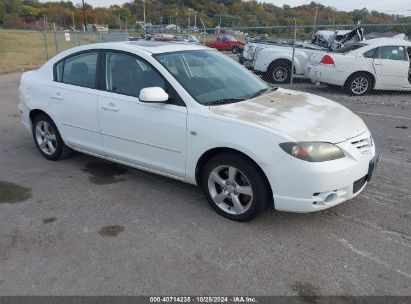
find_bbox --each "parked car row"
[239,28,364,84]
[239,30,411,95]
[306,39,411,95]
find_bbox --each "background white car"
[306,38,411,95]
[19,41,376,221]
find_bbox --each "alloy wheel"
[207,165,253,215]
[35,121,57,155]
[351,76,369,95]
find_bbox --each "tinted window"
[105,52,166,98]
[62,52,98,88]
[55,61,63,82]
[363,48,377,58]
[378,46,407,61]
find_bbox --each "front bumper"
[266,133,377,213]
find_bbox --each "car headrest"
[70,62,88,75]
[112,59,139,74]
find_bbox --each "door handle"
[101,103,119,111]
[50,93,64,101]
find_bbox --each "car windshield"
[154,50,271,105]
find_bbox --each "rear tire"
[265,60,292,84]
[201,152,270,222]
[32,114,73,161]
[344,73,374,96]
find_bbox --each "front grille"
[351,134,373,154]
[353,175,367,194]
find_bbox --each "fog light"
[325,193,337,204]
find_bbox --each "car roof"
[97,40,208,54]
[364,38,411,47]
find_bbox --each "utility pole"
[312,6,318,39]
[118,14,121,30]
[291,18,297,87]
[187,8,194,34]
[143,0,146,26]
[200,18,206,44]
[187,13,191,34]
[81,0,87,31]
[194,11,197,29]
[72,12,75,30]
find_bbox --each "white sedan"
[306,38,411,95]
[19,41,377,221]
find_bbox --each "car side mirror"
[139,87,169,103]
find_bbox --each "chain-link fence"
[1,22,410,99]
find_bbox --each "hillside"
[1,0,410,31]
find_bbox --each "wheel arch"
[267,58,296,74]
[29,109,66,141]
[29,109,50,124]
[195,147,273,198]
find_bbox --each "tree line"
[0,0,410,32]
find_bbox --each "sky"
[39,0,411,16]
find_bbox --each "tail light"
[320,54,335,66]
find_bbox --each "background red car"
[205,35,244,53]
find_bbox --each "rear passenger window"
[363,48,377,58]
[62,52,98,88]
[378,46,407,61]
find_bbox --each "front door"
[98,51,187,178]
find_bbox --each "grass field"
[0,30,99,74]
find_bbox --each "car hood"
[209,88,367,143]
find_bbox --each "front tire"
[32,114,73,160]
[201,153,270,222]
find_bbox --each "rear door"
[49,50,103,154]
[373,46,410,90]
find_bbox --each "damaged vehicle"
[241,27,364,83]
[19,41,377,221]
[306,38,411,95]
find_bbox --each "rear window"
[333,43,367,54]
[54,51,98,89]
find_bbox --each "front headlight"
[279,142,344,162]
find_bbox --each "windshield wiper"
[250,86,278,99]
[207,98,246,106]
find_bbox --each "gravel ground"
[0,71,410,296]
